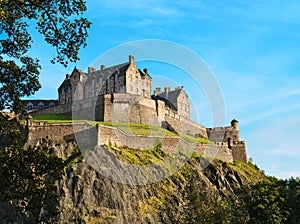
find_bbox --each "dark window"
[119,85,123,92]
[27,105,33,111]
[115,73,118,81]
[111,87,115,93]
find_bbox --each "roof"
[22,99,58,106]
[89,62,130,79]
[153,89,182,110]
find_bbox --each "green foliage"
[0,0,91,112]
[0,113,64,222]
[63,147,83,168]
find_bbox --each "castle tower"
[231,119,239,130]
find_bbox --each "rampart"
[23,118,249,163]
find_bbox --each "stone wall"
[231,141,247,163]
[23,120,248,163]
[26,120,95,148]
[96,124,233,162]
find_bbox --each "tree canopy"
[0,0,91,112]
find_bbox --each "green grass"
[106,143,166,165]
[33,114,98,125]
[227,160,266,182]
[33,114,73,122]
[98,122,177,136]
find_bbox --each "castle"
[24,55,247,163]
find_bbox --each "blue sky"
[27,0,300,179]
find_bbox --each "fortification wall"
[96,124,233,162]
[26,121,95,147]
[231,141,247,163]
[164,108,208,138]
[23,119,243,163]
[29,103,72,116]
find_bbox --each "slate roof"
[153,89,182,110]
[88,62,130,79]
[23,99,58,106]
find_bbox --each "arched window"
[38,102,44,110]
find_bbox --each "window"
[49,102,55,107]
[115,73,118,82]
[103,89,107,94]
[99,77,103,84]
[38,102,44,110]
[119,85,123,92]
[111,87,115,93]
[74,75,77,79]
[107,77,110,84]
[27,104,33,111]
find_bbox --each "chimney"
[88,66,96,74]
[129,55,135,63]
[164,87,170,93]
[143,68,148,74]
[154,87,161,95]
[175,86,180,90]
[101,64,105,70]
[66,74,70,79]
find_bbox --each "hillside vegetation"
[48,140,300,223]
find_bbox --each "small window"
[119,85,123,92]
[111,87,115,93]
[107,77,110,84]
[74,75,77,80]
[103,89,107,94]
[27,105,33,111]
[115,73,118,82]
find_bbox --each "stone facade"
[25,55,248,163]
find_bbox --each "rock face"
[48,140,261,223]
[1,138,263,223]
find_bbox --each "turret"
[231,119,239,130]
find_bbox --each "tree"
[0,0,91,112]
[0,0,90,222]
[244,177,290,224]
[0,113,64,222]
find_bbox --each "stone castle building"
[26,55,247,163]
[57,55,189,120]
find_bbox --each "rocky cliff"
[33,138,264,223]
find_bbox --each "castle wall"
[231,142,247,163]
[26,121,95,147]
[96,124,233,162]
[164,108,207,138]
[23,119,245,163]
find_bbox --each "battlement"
[23,117,247,163]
